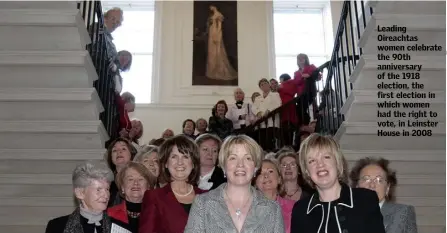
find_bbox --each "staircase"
[0,2,108,232]
[335,1,446,233]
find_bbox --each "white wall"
[133,1,275,143]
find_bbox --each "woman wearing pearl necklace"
[139,135,205,233]
[185,135,284,233]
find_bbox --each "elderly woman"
[185,135,284,233]
[254,159,295,233]
[196,133,226,190]
[45,161,114,233]
[139,135,205,233]
[277,151,310,201]
[350,157,418,233]
[107,162,156,233]
[106,138,136,207]
[290,133,385,233]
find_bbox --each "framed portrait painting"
[192,1,238,86]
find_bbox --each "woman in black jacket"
[290,133,385,233]
[208,100,233,140]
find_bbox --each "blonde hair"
[254,158,286,197]
[134,146,158,163]
[218,135,263,170]
[298,133,348,188]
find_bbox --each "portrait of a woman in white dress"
[206,5,238,81]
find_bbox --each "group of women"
[45,133,417,233]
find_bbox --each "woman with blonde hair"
[290,133,385,233]
[254,158,295,233]
[185,135,284,233]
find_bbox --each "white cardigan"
[252,92,282,128]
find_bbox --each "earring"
[223,171,226,178]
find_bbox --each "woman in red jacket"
[277,73,301,147]
[139,135,206,233]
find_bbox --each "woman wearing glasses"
[350,157,418,233]
[277,152,311,201]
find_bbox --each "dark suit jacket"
[291,184,386,233]
[139,184,206,233]
[209,166,227,190]
[381,202,418,233]
[45,212,111,233]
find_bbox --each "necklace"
[172,185,193,197]
[286,188,300,198]
[224,187,251,220]
[127,210,140,218]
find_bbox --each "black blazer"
[291,183,385,233]
[45,213,111,233]
[209,166,227,190]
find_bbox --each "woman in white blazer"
[251,78,282,151]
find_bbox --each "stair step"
[0,50,97,89]
[342,149,445,161]
[0,159,104,174]
[0,9,90,50]
[0,174,71,185]
[0,184,72,197]
[0,1,77,10]
[397,197,445,207]
[396,184,445,197]
[353,69,446,91]
[360,13,446,48]
[0,121,108,149]
[335,122,445,150]
[0,88,103,121]
[0,197,74,206]
[361,30,445,56]
[0,206,74,225]
[367,1,446,15]
[0,148,106,160]
[0,225,45,233]
[350,55,445,85]
[341,90,445,122]
[346,160,445,175]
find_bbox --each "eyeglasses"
[280,163,297,168]
[359,176,387,184]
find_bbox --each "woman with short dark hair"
[208,100,233,140]
[105,137,137,207]
[139,135,205,233]
[350,157,418,233]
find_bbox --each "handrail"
[242,61,331,132]
[238,1,373,151]
[78,1,120,146]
